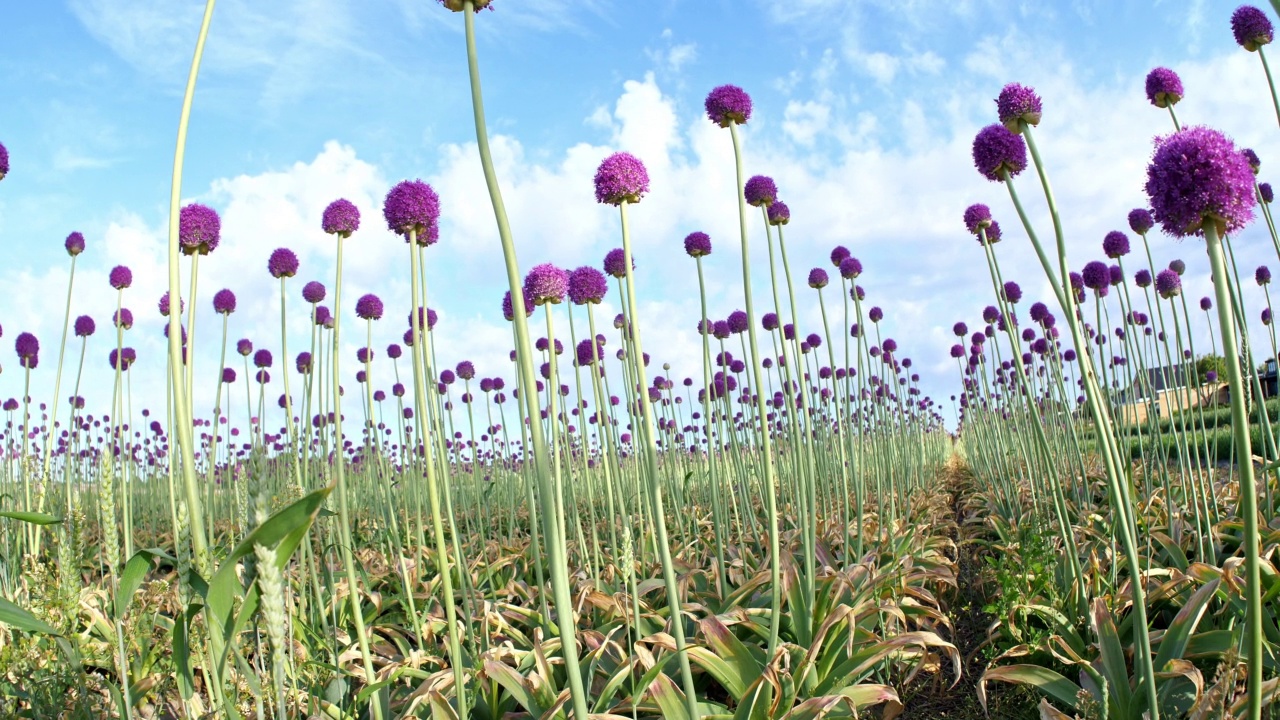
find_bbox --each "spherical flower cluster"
[254,348,273,368]
[567,266,608,305]
[995,83,1042,133]
[0,140,8,180]
[65,231,86,257]
[727,310,749,334]
[356,346,374,364]
[1244,148,1262,174]
[761,312,779,331]
[1258,264,1272,285]
[603,247,632,278]
[684,231,712,258]
[314,306,332,326]
[704,84,752,127]
[1169,258,1187,275]
[1102,230,1130,258]
[1002,281,1023,304]
[296,352,312,373]
[1135,269,1153,287]
[524,263,569,305]
[302,281,326,304]
[15,332,38,369]
[355,293,384,320]
[114,308,133,329]
[972,124,1028,182]
[767,201,791,226]
[158,292,184,317]
[1201,297,1213,311]
[839,256,863,279]
[963,203,993,235]
[1263,183,1275,203]
[743,175,778,207]
[382,181,440,242]
[1232,5,1274,51]
[808,267,829,289]
[1155,268,1182,299]
[1081,261,1110,291]
[238,339,254,357]
[830,245,850,268]
[110,347,137,371]
[594,152,650,205]
[1145,125,1256,237]
[179,203,221,256]
[268,247,299,279]
[213,288,236,315]
[1128,208,1155,235]
[223,367,238,384]
[869,306,884,323]
[1145,67,1184,108]
[109,265,133,290]
[456,360,476,380]
[74,315,95,338]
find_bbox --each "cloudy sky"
[0,0,1277,436]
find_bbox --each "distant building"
[1118,362,1229,424]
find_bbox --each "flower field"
[6,2,1280,719]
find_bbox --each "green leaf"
[1153,578,1219,671]
[979,664,1081,715]
[115,548,175,620]
[649,674,692,720]
[1091,598,1132,719]
[482,660,545,717]
[0,597,61,636]
[733,675,776,720]
[0,510,62,526]
[695,616,763,701]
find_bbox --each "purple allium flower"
[743,175,778,207]
[254,348,273,368]
[1265,308,1274,325]
[385,344,401,360]
[954,321,968,336]
[830,245,851,268]
[727,310,749,334]
[383,180,441,241]
[869,306,884,323]
[440,369,456,385]
[315,306,332,326]
[1145,126,1256,237]
[393,382,406,397]
[1207,370,1220,383]
[268,247,300,279]
[995,83,1042,132]
[704,84,752,127]
[302,281,326,304]
[109,265,133,290]
[808,267,830,289]
[356,347,374,364]
[567,265,608,305]
[765,201,791,226]
[972,124,1028,182]
[982,306,1000,324]
[684,231,712,258]
[524,263,569,305]
[1232,5,1274,50]
[576,338,602,366]
[1170,259,1186,275]
[114,308,133,329]
[65,231,86,257]
[501,289,535,321]
[1081,261,1110,291]
[0,141,8,180]
[373,390,386,402]
[762,312,780,331]
[178,203,221,256]
[1244,148,1263,174]
[1258,182,1275,205]
[15,332,39,366]
[603,247,633,278]
[1259,265,1273,285]
[296,352,312,373]
[109,347,136,371]
[355,293,384,320]
[1135,269,1153,287]
[158,292,184,317]
[256,369,270,384]
[594,152,650,205]
[322,198,361,238]
[1200,296,1213,311]
[713,321,731,339]
[222,367,236,384]
[1128,208,1155,235]
[808,332,823,349]
[838,256,863,280]
[950,344,965,358]
[74,315,95,338]
[213,288,236,315]
[1002,281,1023,304]
[456,360,476,380]
[1102,230,1130,258]
[1145,67,1184,108]
[963,203,993,235]
[237,338,253,357]
[1155,268,1182,299]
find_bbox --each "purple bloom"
[704,84,752,127]
[501,289,535,321]
[744,175,778,207]
[374,390,386,402]
[1145,67,1184,108]
[594,152,650,205]
[727,310,749,334]
[830,245,851,267]
[1201,296,1213,311]
[114,308,133,329]
[762,312,779,331]
[713,320,731,339]
[387,343,402,359]
[256,370,270,384]
[237,338,253,357]
[567,265,608,305]
[839,256,863,279]
[296,352,312,373]
[1135,269,1153,287]
[1102,230,1130,258]
[356,347,374,364]
[213,288,236,314]
[314,306,332,326]
[0,140,8,179]
[524,263,569,305]
[869,306,884,323]
[995,83,1042,132]
[963,203,992,235]
[1109,264,1124,286]
[576,338,602,366]
[767,201,791,226]
[1265,308,1274,325]
[972,124,1028,182]
[383,180,441,241]
[355,293,384,320]
[74,315,95,338]
[158,292,184,317]
[603,247,633,278]
[808,267,830,289]
[322,198,361,238]
[982,306,1000,324]
[302,281,326,304]
[684,231,712,258]
[1128,208,1155,235]
[224,367,237,384]
[15,332,39,367]
[953,321,968,337]
[1244,148,1263,174]
[440,369,456,385]
[254,348,273,368]
[1207,370,1220,383]
[1081,261,1110,291]
[109,265,133,290]
[109,347,136,371]
[1170,259,1186,275]
[1155,268,1182,299]
[1002,281,1023,304]
[268,247,300,278]
[1232,5,1274,50]
[456,360,476,380]
[393,382,406,396]
[1145,125,1256,237]
[1260,265,1274,285]
[950,344,964,358]
[65,231,86,257]
[179,203,221,256]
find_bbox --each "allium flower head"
[808,267,830,289]
[440,369,456,385]
[713,320,731,339]
[1244,148,1262,174]
[299,281,326,305]
[355,293,384,320]
[1155,268,1182,299]
[15,332,38,366]
[65,231,86,257]
[268,247,299,278]
[594,152,650,205]
[1145,67,1184,108]
[576,338,602,366]
[684,231,712,258]
[762,312,779,331]
[603,247,633,278]
[237,338,253,357]
[830,245,851,267]
[1263,183,1275,203]
[1258,265,1272,285]
[356,346,374,364]
[982,305,1000,324]
[1135,269,1153,287]
[383,181,441,242]
[1102,230,1130,258]
[1081,261,1110,291]
[524,263,569,306]
[0,141,8,180]
[254,349,273,368]
[222,367,236,384]
[1145,125,1256,237]
[1232,5,1274,50]
[456,360,476,380]
[869,306,884,323]
[972,124,1028,182]
[314,306,332,326]
[321,198,361,239]
[501,289,535,321]
[743,175,778,207]
[109,265,133,290]
[1201,296,1213,311]
[179,203,221,255]
[114,308,133,329]
[995,83,1042,133]
[704,84,752,127]
[297,352,312,373]
[839,256,863,279]
[1170,258,1186,275]
[1002,281,1023,304]
[767,201,791,226]
[158,292,184,317]
[954,321,969,336]
[1109,264,1124,286]
[74,315,95,338]
[963,203,993,235]
[567,265,608,305]
[1128,208,1155,234]
[727,310,749,334]
[213,288,236,315]
[109,347,136,371]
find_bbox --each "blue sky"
[1,0,1276,435]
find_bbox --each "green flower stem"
[727,120,784,656]
[1205,222,1263,720]
[1258,46,1280,129]
[695,258,728,596]
[209,316,229,482]
[280,279,303,494]
[459,4,589,718]
[39,254,77,556]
